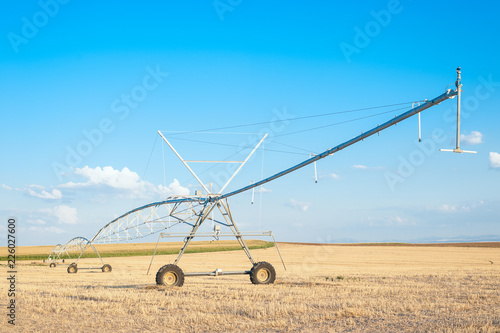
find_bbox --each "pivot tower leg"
[217,199,256,265]
[173,202,217,265]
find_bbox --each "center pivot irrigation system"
[63,68,473,287]
[45,237,109,271]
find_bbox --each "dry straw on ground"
[3,242,500,332]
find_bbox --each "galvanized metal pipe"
[220,89,457,200]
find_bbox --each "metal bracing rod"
[188,203,203,218]
[133,205,159,236]
[67,237,104,265]
[456,67,462,150]
[219,133,268,193]
[147,233,162,275]
[158,130,211,194]
[217,199,256,265]
[220,89,457,200]
[75,242,89,263]
[171,202,181,215]
[270,232,286,271]
[89,243,105,265]
[174,203,218,265]
[47,245,59,261]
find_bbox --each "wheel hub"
[257,268,270,282]
[165,272,177,285]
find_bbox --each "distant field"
[5,243,499,332]
[2,240,274,261]
[282,241,500,248]
[10,241,498,262]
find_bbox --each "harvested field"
[4,243,500,332]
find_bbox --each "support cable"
[162,140,166,188]
[259,141,265,231]
[220,89,457,200]
[274,107,408,138]
[162,101,424,136]
[165,136,306,156]
[170,106,409,189]
[141,134,158,180]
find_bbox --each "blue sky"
[1,1,499,246]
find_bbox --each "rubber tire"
[156,264,184,287]
[67,263,78,274]
[49,263,56,268]
[250,261,276,285]
[101,264,112,273]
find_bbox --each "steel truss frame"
[62,236,106,272]
[68,197,214,271]
[65,237,104,269]
[46,244,68,265]
[147,197,286,277]
[150,132,281,282]
[47,237,100,268]
[66,133,269,275]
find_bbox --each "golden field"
[3,242,500,332]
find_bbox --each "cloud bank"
[41,205,78,224]
[59,166,189,199]
[460,131,483,145]
[287,198,310,212]
[490,152,500,169]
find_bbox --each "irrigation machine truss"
[60,68,472,287]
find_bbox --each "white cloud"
[255,187,272,193]
[366,215,415,227]
[352,165,384,170]
[156,179,190,197]
[430,201,484,214]
[489,152,500,169]
[436,200,484,213]
[437,204,473,213]
[28,184,45,189]
[53,205,78,224]
[28,188,62,200]
[3,183,63,200]
[352,164,368,169]
[460,131,483,145]
[59,166,189,199]
[318,172,341,180]
[63,166,141,189]
[41,205,78,224]
[287,198,310,212]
